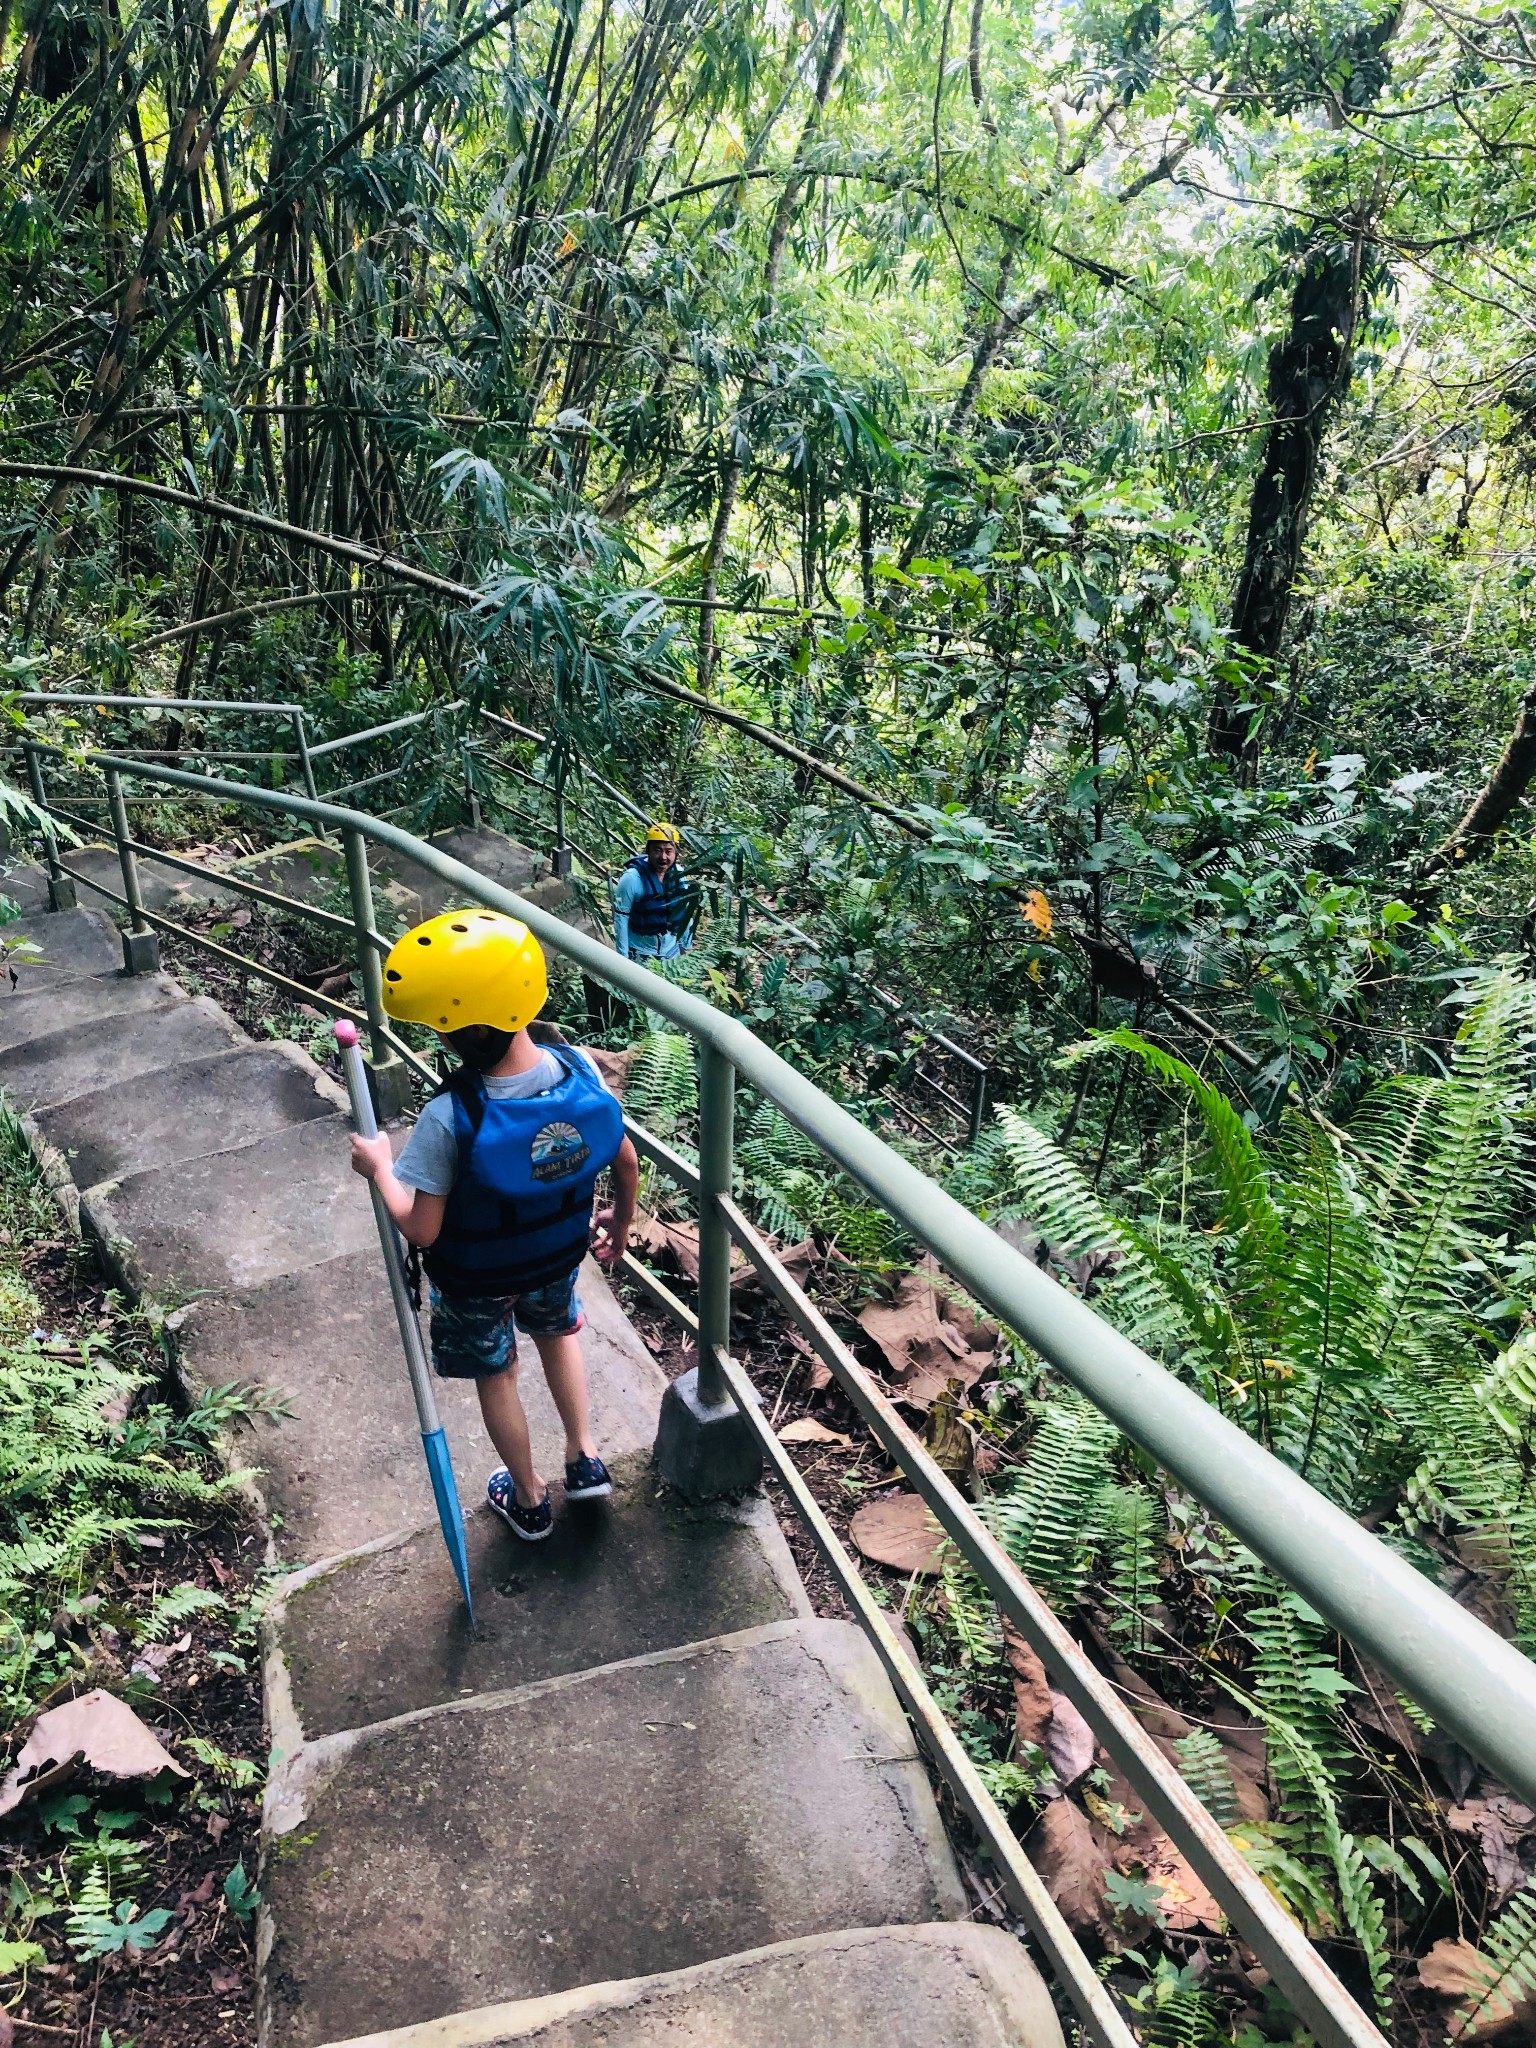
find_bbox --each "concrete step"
[172,1253,666,1566]
[35,1041,342,1188]
[59,844,237,918]
[274,1449,805,1739]
[2,850,236,921]
[260,1619,965,2048]
[3,906,123,987]
[1,859,52,913]
[307,1924,1065,2048]
[80,1112,375,1297]
[0,992,244,1112]
[0,968,186,1053]
[376,827,544,922]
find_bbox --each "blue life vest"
[422,1048,625,1298]
[624,855,693,939]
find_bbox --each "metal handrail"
[11,688,990,1137]
[14,743,1536,2048]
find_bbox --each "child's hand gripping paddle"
[334,1021,476,1628]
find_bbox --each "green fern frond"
[982,1389,1119,1607]
[626,1032,696,1140]
[1454,1881,1536,2040]
[1172,1729,1242,1829]
[940,1556,1002,1673]
[136,1583,223,1644]
[1095,1481,1164,1655]
[1066,1028,1289,1338]
[989,1106,1209,1363]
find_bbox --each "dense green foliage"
[9,0,1536,2036]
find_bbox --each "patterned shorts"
[427,1271,584,1380]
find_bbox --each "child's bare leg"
[476,1364,544,1506]
[531,1330,597,1463]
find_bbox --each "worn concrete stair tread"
[308,1924,1065,2048]
[260,1618,965,2048]
[0,968,186,1052]
[275,1448,806,1738]
[3,906,125,987]
[44,844,238,918]
[36,1041,343,1188]
[0,993,244,1112]
[173,1252,664,1565]
[81,1112,375,1296]
[0,859,53,912]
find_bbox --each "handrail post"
[22,742,75,912]
[550,738,572,877]
[343,826,410,1121]
[461,738,482,829]
[696,1044,734,1406]
[293,710,328,841]
[293,709,320,804]
[733,847,747,947]
[968,1064,988,1147]
[654,1042,761,1496]
[106,767,159,974]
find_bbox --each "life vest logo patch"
[530,1120,591,1183]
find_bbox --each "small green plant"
[223,1860,260,1924]
[67,1896,173,1959]
[135,1582,224,1643]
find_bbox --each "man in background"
[612,822,696,962]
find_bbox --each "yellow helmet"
[381,909,547,1033]
[646,820,682,845]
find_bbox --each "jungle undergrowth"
[0,1106,268,2048]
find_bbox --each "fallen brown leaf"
[130,1630,192,1682]
[210,1965,243,1995]
[1026,1798,1114,1941]
[1045,1688,1097,1789]
[1120,1831,1226,1934]
[849,1493,948,1574]
[1419,1936,1536,2042]
[777,1417,849,1447]
[857,1270,972,1383]
[1002,1621,1054,1755]
[581,1046,634,1096]
[1446,1798,1535,1902]
[0,1688,188,1818]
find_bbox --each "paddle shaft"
[336,1031,441,1438]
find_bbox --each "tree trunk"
[1210,240,1361,763]
[1416,681,1536,883]
[696,7,845,690]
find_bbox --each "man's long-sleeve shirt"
[612,862,689,959]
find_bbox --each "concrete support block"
[366,1052,413,1123]
[46,875,77,912]
[655,1364,762,1499]
[120,928,160,976]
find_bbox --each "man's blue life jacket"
[421,1048,625,1298]
[624,854,693,939]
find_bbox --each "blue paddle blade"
[422,1426,476,1628]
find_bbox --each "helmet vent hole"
[451,922,468,932]
[385,969,401,982]
[417,935,431,946]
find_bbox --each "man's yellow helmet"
[381,909,547,1033]
[646,821,682,845]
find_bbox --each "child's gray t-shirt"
[393,1052,612,1197]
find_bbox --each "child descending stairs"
[0,879,1063,2047]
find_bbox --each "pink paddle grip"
[334,1020,360,1048]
